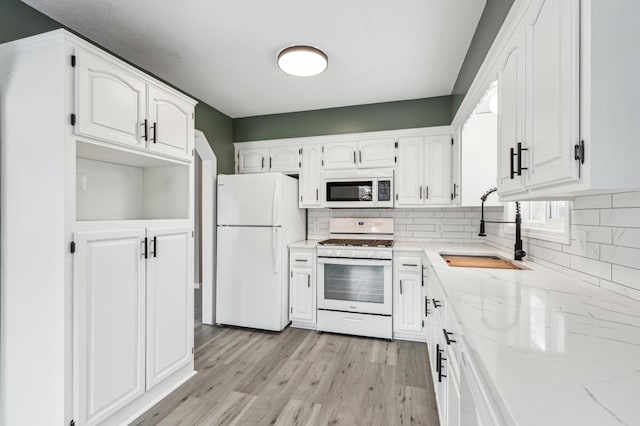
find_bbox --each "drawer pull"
[344,317,363,323]
[295,259,308,262]
[433,299,442,308]
[443,329,457,345]
[402,263,418,267]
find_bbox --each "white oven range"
[316,218,394,339]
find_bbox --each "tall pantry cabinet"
[0,30,196,426]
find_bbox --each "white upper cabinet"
[324,139,395,169]
[76,50,146,150]
[358,138,396,168]
[424,135,452,205]
[396,134,452,207]
[299,144,323,208]
[524,0,580,190]
[497,22,526,196]
[323,141,358,170]
[147,85,194,161]
[75,49,195,162]
[269,145,300,173]
[237,147,268,173]
[396,136,425,206]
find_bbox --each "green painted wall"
[450,0,515,118]
[234,96,452,142]
[0,0,234,173]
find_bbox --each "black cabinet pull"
[142,119,148,141]
[142,237,148,259]
[295,259,308,262]
[261,157,265,169]
[151,236,157,258]
[510,147,516,179]
[269,157,272,169]
[443,329,457,345]
[438,347,447,382]
[359,150,362,163]
[419,185,422,199]
[425,186,429,200]
[433,299,442,308]
[451,183,458,200]
[399,280,403,295]
[307,274,311,287]
[517,142,528,176]
[425,297,429,316]
[316,188,319,201]
[436,343,441,373]
[151,122,157,143]
[402,263,418,267]
[353,151,356,164]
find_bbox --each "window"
[505,201,570,244]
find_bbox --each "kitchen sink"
[440,253,524,270]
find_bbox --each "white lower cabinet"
[393,253,425,341]
[73,229,147,426]
[74,226,193,426]
[289,248,316,328]
[145,227,193,389]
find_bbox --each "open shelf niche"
[76,141,189,221]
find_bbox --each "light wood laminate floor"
[132,294,439,425]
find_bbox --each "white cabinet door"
[447,361,461,426]
[497,23,527,196]
[396,136,424,206]
[238,148,268,173]
[73,229,146,426]
[269,145,300,173]
[323,141,358,170]
[424,135,452,205]
[290,266,314,323]
[76,50,146,149]
[299,144,323,207]
[147,85,194,161]
[394,273,423,334]
[358,138,396,168]
[146,226,193,390]
[525,0,580,189]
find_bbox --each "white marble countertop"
[288,239,321,249]
[394,241,640,426]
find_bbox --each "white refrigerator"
[216,173,305,331]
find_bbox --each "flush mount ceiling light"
[277,45,328,77]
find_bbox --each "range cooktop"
[318,238,394,248]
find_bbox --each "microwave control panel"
[378,180,391,201]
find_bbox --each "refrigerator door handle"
[272,227,279,273]
[272,180,279,226]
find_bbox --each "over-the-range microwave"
[323,168,394,208]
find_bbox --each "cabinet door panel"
[238,148,267,173]
[525,0,580,188]
[394,273,423,333]
[147,86,194,161]
[497,24,527,195]
[146,226,193,389]
[73,229,146,426]
[76,50,146,149]
[269,145,300,173]
[323,142,358,170]
[300,144,322,207]
[396,137,424,206]
[291,266,314,322]
[424,135,452,205]
[358,138,395,168]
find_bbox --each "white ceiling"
[23,0,486,118]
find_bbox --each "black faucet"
[478,187,526,261]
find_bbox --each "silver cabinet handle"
[400,280,403,294]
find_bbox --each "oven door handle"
[317,257,391,267]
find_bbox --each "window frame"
[503,201,571,244]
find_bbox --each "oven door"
[317,257,392,315]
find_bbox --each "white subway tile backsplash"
[600,245,640,269]
[612,227,640,249]
[570,225,612,244]
[572,194,612,209]
[612,191,640,208]
[569,255,612,280]
[611,265,640,292]
[600,208,640,228]
[571,209,600,225]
